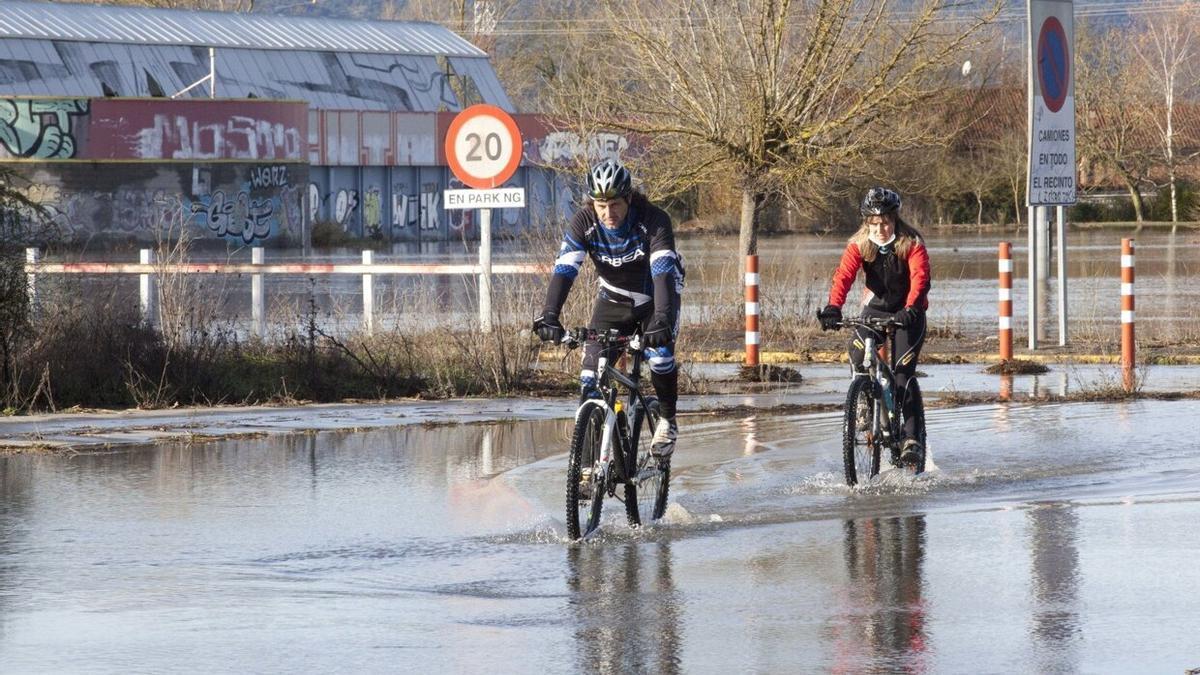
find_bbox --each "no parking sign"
[1027,0,1076,206]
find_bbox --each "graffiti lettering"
[308,183,321,223]
[363,187,382,239]
[26,184,178,235]
[0,98,89,159]
[420,190,440,231]
[137,114,302,160]
[249,165,291,189]
[536,131,628,165]
[334,189,359,228]
[191,189,274,244]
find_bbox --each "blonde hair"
[849,215,925,263]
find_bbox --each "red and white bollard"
[745,254,759,367]
[998,242,1013,361]
[1121,238,1135,391]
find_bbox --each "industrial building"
[0,0,597,247]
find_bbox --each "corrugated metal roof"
[0,1,487,57]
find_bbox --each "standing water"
[1,398,1198,671]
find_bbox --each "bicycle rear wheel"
[567,403,606,539]
[843,376,881,486]
[631,397,669,524]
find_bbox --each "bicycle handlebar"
[561,327,643,351]
[836,316,902,332]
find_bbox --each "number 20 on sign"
[444,104,523,190]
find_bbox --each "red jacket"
[828,239,930,312]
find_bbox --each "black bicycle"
[562,327,671,540]
[838,317,927,486]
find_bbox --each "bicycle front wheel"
[843,377,881,486]
[567,403,606,540]
[631,397,669,524]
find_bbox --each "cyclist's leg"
[893,312,928,442]
[581,292,639,397]
[638,299,679,455]
[848,310,885,371]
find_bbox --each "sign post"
[443,104,525,333]
[1026,0,1076,350]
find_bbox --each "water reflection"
[1028,503,1081,672]
[742,416,759,456]
[567,542,681,675]
[832,515,928,673]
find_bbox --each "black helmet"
[860,187,901,217]
[586,159,632,200]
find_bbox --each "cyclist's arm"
[905,240,931,310]
[647,207,681,315]
[543,211,590,314]
[828,241,863,307]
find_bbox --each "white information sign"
[443,188,526,210]
[1027,0,1077,205]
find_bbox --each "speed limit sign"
[444,104,523,190]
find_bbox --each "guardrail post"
[362,249,374,335]
[1121,238,1135,391]
[745,254,759,367]
[139,248,157,327]
[252,246,264,338]
[998,242,1013,361]
[25,247,38,316]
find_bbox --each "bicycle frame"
[573,330,653,492]
[850,321,903,451]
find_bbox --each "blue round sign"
[1037,16,1069,113]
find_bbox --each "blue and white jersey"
[550,196,683,308]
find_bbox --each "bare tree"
[544,0,1000,265]
[1133,6,1200,229]
[1077,20,1157,223]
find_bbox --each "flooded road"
[1,399,1198,672]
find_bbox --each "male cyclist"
[817,187,931,465]
[533,159,685,457]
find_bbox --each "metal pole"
[139,248,156,327]
[1056,204,1067,346]
[479,208,492,333]
[208,47,216,98]
[252,246,264,338]
[1027,205,1037,350]
[362,249,374,336]
[745,254,760,366]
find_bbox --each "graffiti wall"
[0,97,307,161]
[0,97,308,245]
[18,162,307,246]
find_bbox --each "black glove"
[893,306,922,329]
[643,312,674,348]
[532,311,565,343]
[817,305,842,331]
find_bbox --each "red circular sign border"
[1037,16,1069,114]
[444,104,522,190]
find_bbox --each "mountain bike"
[838,316,926,486]
[563,327,671,540]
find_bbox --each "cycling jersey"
[543,195,683,314]
[540,193,684,420]
[828,238,930,313]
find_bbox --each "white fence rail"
[25,247,547,336]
